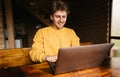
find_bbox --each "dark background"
[11,0,112,47]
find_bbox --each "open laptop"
[48,43,114,75]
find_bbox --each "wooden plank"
[4,0,15,48]
[0,0,5,49]
[0,48,34,68]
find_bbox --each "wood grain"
[0,48,33,68]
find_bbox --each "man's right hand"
[45,55,58,62]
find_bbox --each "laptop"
[48,43,114,75]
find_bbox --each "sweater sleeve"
[29,30,46,63]
[70,29,80,46]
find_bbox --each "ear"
[50,15,53,20]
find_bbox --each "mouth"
[58,23,64,28]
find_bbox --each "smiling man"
[50,10,67,29]
[29,0,80,63]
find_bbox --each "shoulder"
[34,26,50,37]
[37,26,50,33]
[38,26,50,31]
[63,27,75,32]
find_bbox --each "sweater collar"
[50,25,64,31]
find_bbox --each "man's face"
[50,10,67,29]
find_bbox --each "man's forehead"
[54,10,67,16]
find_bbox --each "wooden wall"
[0,0,5,49]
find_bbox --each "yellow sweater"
[29,26,80,63]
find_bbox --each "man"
[29,0,80,63]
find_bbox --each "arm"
[29,30,46,63]
[70,29,80,46]
[29,30,57,63]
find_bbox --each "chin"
[58,25,64,28]
[58,26,63,29]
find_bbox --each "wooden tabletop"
[0,57,120,77]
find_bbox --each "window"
[110,0,120,57]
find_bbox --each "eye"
[55,15,60,18]
[62,16,67,18]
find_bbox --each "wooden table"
[0,57,120,77]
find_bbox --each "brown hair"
[50,0,70,15]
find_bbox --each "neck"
[52,25,63,30]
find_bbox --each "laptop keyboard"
[48,62,56,74]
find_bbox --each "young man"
[29,0,80,63]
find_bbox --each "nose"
[60,17,63,22]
